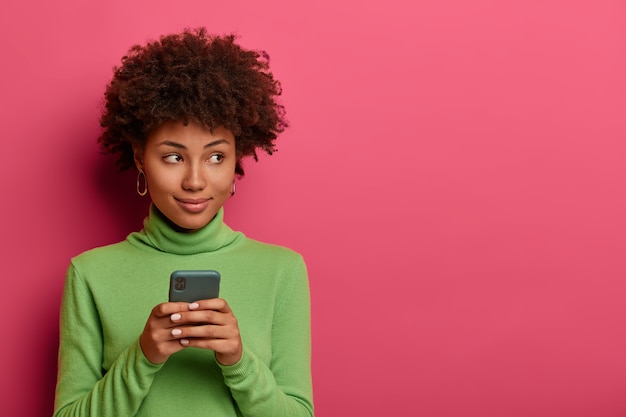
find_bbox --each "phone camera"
[174,277,186,291]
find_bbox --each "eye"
[208,154,224,164]
[163,154,183,163]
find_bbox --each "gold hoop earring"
[137,170,148,196]
[230,181,236,197]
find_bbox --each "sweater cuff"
[131,338,164,375]
[216,347,257,383]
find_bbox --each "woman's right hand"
[139,302,191,364]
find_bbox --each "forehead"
[147,121,235,146]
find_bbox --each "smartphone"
[169,270,221,303]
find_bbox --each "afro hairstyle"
[98,27,288,176]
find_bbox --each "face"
[134,121,237,232]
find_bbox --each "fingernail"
[171,313,181,321]
[171,328,182,336]
[189,303,199,310]
[180,339,190,346]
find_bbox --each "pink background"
[1,1,625,416]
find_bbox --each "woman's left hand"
[170,298,243,366]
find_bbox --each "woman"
[54,28,313,417]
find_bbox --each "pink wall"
[2,1,625,416]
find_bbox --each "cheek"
[212,175,234,194]
[145,170,175,194]
[211,163,236,191]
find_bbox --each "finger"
[178,336,241,355]
[145,316,189,340]
[140,336,187,363]
[189,298,231,313]
[151,302,196,318]
[176,309,237,326]
[172,323,240,340]
[140,323,189,363]
[179,337,243,365]
[148,309,190,330]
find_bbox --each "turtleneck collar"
[127,204,243,255]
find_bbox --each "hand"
[167,298,243,366]
[139,301,194,364]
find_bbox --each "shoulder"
[69,240,135,272]
[229,236,308,281]
[239,236,305,264]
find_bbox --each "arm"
[53,264,163,417]
[219,257,314,417]
[164,256,314,416]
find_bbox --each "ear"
[132,143,144,171]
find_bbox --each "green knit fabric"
[54,206,313,417]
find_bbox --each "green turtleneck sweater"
[54,206,313,417]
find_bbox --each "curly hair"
[98,28,288,176]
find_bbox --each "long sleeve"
[54,208,314,416]
[53,264,163,417]
[219,257,314,417]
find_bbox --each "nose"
[182,163,207,191]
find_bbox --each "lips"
[175,197,211,213]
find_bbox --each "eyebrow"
[157,139,231,149]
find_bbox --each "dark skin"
[98,29,287,368]
[139,298,243,365]
[135,121,243,366]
